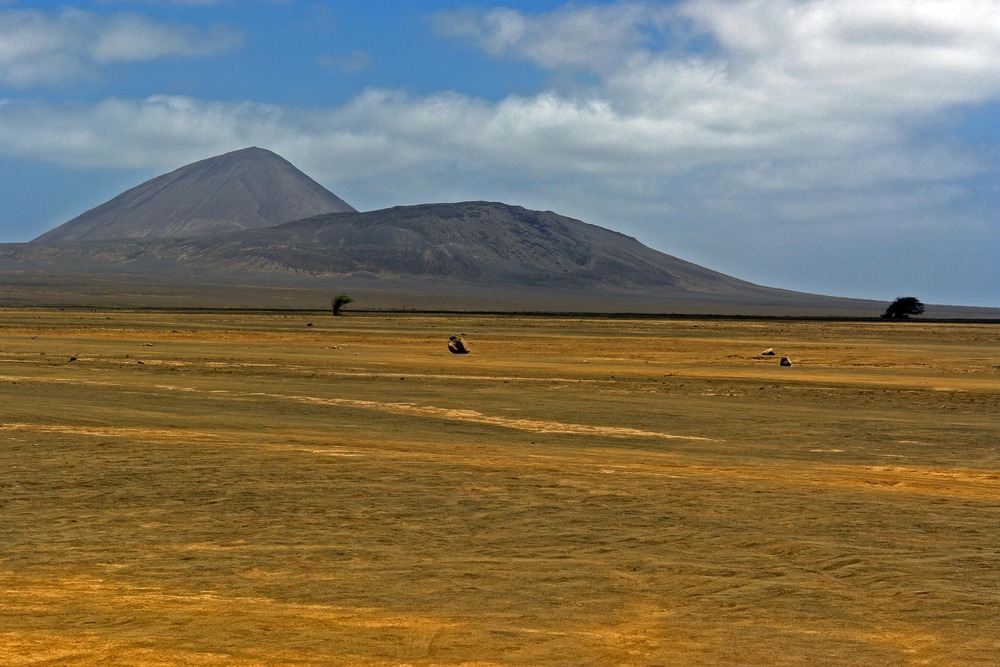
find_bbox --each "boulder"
[780,356,792,366]
[448,336,471,354]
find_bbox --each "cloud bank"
[4,2,997,183]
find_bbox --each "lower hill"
[164,201,775,293]
[1,201,994,316]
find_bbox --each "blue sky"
[1,1,998,306]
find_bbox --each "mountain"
[162,201,770,293]
[33,147,355,243]
[8,148,994,315]
[1,200,898,314]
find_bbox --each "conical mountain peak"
[34,147,356,243]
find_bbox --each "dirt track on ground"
[1,311,998,665]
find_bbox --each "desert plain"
[1,308,998,666]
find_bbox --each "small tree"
[882,296,925,319]
[332,294,353,316]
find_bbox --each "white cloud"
[432,3,675,73]
[684,0,1000,107]
[91,13,241,63]
[434,1,1000,154]
[5,1,1000,193]
[0,7,242,86]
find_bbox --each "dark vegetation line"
[4,304,999,323]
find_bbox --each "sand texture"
[1,310,998,665]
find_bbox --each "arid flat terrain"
[1,310,998,665]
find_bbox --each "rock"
[448,336,471,354]
[762,348,776,356]
[780,356,792,366]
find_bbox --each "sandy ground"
[1,310,998,665]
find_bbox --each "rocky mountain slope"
[34,147,355,243]
[156,201,770,293]
[1,200,885,312]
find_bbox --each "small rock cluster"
[762,348,793,366]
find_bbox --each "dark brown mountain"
[33,147,355,243]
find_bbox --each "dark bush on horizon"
[883,296,925,319]
[332,294,353,316]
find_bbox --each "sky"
[1,1,998,307]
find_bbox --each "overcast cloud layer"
[0,1,997,306]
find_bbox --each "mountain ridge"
[6,147,993,316]
[225,201,762,291]
[0,200,887,314]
